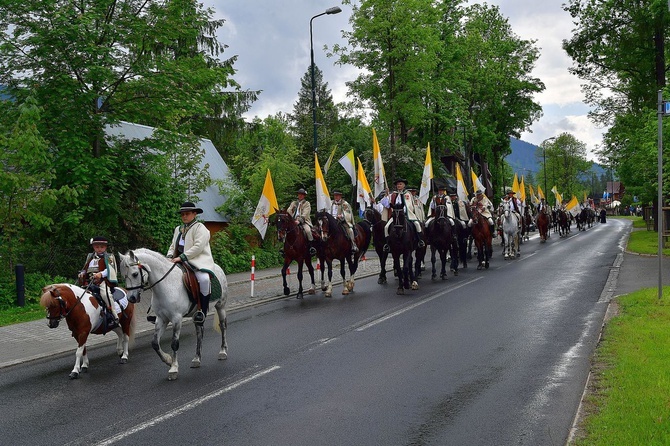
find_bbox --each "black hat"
[448,188,457,195]
[475,189,484,195]
[297,188,307,195]
[90,236,109,245]
[332,190,343,195]
[394,178,407,186]
[178,201,203,214]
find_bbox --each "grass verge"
[573,287,670,445]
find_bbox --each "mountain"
[506,137,605,178]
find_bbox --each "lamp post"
[310,6,342,153]
[541,136,556,201]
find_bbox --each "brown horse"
[425,204,456,280]
[275,209,317,299]
[363,207,390,284]
[470,205,493,270]
[40,283,135,379]
[314,210,371,297]
[537,210,550,242]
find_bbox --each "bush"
[0,271,70,310]
[211,224,282,274]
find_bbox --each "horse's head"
[390,208,407,235]
[39,285,74,328]
[315,210,335,242]
[119,251,151,304]
[502,200,511,217]
[275,209,294,241]
[435,204,449,220]
[362,207,381,225]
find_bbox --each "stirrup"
[383,244,390,253]
[147,315,156,324]
[351,245,358,253]
[193,310,205,325]
[309,247,317,256]
[418,240,426,248]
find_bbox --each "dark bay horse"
[363,207,390,284]
[314,210,371,297]
[557,209,570,237]
[470,205,493,270]
[40,283,135,379]
[425,204,456,280]
[275,209,317,299]
[537,210,550,242]
[388,207,420,294]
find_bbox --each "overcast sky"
[210,0,604,162]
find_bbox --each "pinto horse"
[314,210,371,297]
[470,205,493,270]
[425,204,456,280]
[275,209,317,299]
[537,210,550,242]
[388,207,420,294]
[40,283,135,379]
[363,207,390,284]
[119,249,228,381]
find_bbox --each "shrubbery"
[0,271,70,310]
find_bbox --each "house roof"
[103,121,231,223]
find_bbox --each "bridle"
[276,213,297,243]
[123,259,177,292]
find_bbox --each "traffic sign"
[664,101,670,115]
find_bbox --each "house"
[605,181,625,203]
[103,121,232,233]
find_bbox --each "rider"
[329,190,358,253]
[167,201,215,325]
[424,184,455,229]
[502,187,522,231]
[537,197,549,214]
[380,178,426,251]
[449,188,470,229]
[469,189,496,236]
[408,187,427,222]
[78,236,122,326]
[286,188,317,256]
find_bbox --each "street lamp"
[541,136,556,201]
[310,6,342,153]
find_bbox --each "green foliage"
[210,224,281,274]
[0,271,70,311]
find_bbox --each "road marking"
[355,277,482,332]
[94,365,280,445]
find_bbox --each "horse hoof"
[342,289,349,295]
[321,285,328,292]
[168,372,178,381]
[485,263,490,269]
[81,366,88,373]
[431,274,437,281]
[283,287,290,296]
[411,281,419,290]
[477,264,483,270]
[396,288,404,295]
[69,372,79,380]
[190,358,201,368]
[378,277,387,284]
[219,351,228,360]
[441,274,448,280]
[308,288,316,295]
[119,358,127,365]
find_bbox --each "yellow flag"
[455,164,469,203]
[471,169,484,193]
[566,195,581,216]
[323,146,337,174]
[251,169,280,239]
[338,149,356,186]
[512,173,520,197]
[372,128,387,196]
[418,143,433,205]
[356,157,372,210]
[519,176,526,202]
[315,153,331,211]
[537,185,545,200]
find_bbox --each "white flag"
[418,143,433,205]
[251,169,279,239]
[338,149,356,186]
[315,153,331,211]
[456,164,469,203]
[356,157,372,210]
[372,128,387,197]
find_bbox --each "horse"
[388,207,420,294]
[425,204,456,280]
[522,207,534,241]
[363,207,390,284]
[501,200,520,259]
[470,205,493,270]
[39,283,135,379]
[557,209,570,237]
[118,249,228,381]
[275,209,317,299]
[537,210,550,242]
[314,210,371,297]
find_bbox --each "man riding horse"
[329,190,358,253]
[381,178,426,252]
[424,184,455,230]
[469,189,495,236]
[286,188,318,256]
[502,188,522,231]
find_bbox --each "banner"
[456,164,469,203]
[372,128,387,197]
[338,149,356,185]
[315,153,331,211]
[566,195,581,217]
[251,169,279,239]
[356,157,372,210]
[519,176,526,202]
[471,168,484,194]
[323,146,337,174]
[418,143,433,205]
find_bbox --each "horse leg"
[324,260,333,297]
[306,261,316,295]
[430,246,437,280]
[378,250,388,284]
[191,323,204,368]
[214,299,228,360]
[167,320,183,380]
[409,252,419,290]
[69,342,87,379]
[113,327,129,364]
[281,262,291,296]
[296,261,304,299]
[440,248,448,280]
[339,260,347,295]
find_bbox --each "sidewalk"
[0,253,390,369]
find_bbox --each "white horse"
[118,248,228,381]
[501,200,520,259]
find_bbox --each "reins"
[124,261,178,291]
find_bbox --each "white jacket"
[167,221,215,271]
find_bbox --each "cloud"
[209,0,606,160]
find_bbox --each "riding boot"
[194,293,210,325]
[309,242,317,256]
[416,232,426,248]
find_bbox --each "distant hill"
[506,137,605,178]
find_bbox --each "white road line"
[94,365,281,446]
[355,277,482,332]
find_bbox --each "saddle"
[178,263,201,310]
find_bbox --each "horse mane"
[39,283,75,308]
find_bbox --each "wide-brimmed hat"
[505,187,514,194]
[475,189,484,195]
[178,201,203,214]
[448,188,457,195]
[332,190,343,195]
[394,178,407,186]
[90,236,109,245]
[296,188,308,195]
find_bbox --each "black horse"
[425,204,457,280]
[275,210,317,299]
[388,207,420,294]
[314,210,371,297]
[363,207,390,284]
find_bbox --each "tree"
[538,133,591,203]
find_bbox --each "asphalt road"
[0,219,630,446]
